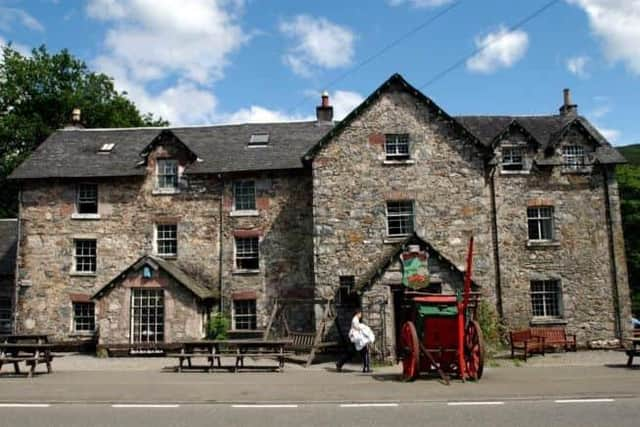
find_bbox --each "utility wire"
[289,0,463,111]
[419,0,561,90]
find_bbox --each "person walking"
[336,309,374,373]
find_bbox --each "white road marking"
[554,399,615,404]
[340,403,399,408]
[232,404,299,408]
[447,401,505,406]
[111,404,180,408]
[0,404,50,408]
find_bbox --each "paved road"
[0,398,638,427]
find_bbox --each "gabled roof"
[488,119,541,148]
[92,255,215,300]
[0,219,18,276]
[9,121,333,180]
[303,73,486,161]
[355,233,478,292]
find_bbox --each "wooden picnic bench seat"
[166,352,222,372]
[510,329,545,361]
[531,327,577,352]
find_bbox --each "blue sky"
[0,0,639,145]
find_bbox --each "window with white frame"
[131,288,164,343]
[235,237,259,270]
[502,146,524,171]
[73,302,95,332]
[156,159,179,190]
[387,201,414,236]
[233,299,257,330]
[530,279,562,318]
[74,239,96,273]
[76,183,98,214]
[385,134,410,160]
[234,181,256,211]
[527,207,554,241]
[156,224,177,257]
[562,145,585,171]
[0,297,11,334]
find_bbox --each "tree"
[617,162,640,316]
[0,44,167,217]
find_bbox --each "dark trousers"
[337,345,370,371]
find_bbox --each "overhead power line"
[418,0,561,90]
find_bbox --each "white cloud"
[280,15,355,77]
[597,126,620,143]
[567,0,640,74]
[566,55,590,78]
[387,0,454,7]
[0,36,31,57]
[331,90,364,120]
[0,7,44,32]
[466,26,529,74]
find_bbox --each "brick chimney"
[316,91,333,122]
[559,88,578,117]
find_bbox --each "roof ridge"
[58,120,323,132]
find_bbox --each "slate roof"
[0,219,18,276]
[8,73,625,180]
[92,255,216,300]
[9,121,333,180]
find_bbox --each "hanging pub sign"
[400,244,429,289]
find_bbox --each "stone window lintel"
[530,317,567,326]
[526,240,560,249]
[230,210,259,217]
[71,213,101,220]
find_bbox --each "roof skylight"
[98,143,116,153]
[249,133,269,146]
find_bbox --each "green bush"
[207,312,230,340]
[476,300,507,357]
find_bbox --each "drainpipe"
[218,174,224,314]
[602,166,622,339]
[12,188,22,334]
[489,167,504,319]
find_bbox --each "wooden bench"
[510,329,545,361]
[166,352,222,372]
[531,327,577,352]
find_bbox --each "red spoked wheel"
[400,321,420,382]
[464,320,485,380]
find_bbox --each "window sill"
[530,317,567,326]
[70,272,97,277]
[383,159,415,165]
[233,269,260,275]
[500,169,529,175]
[526,241,560,249]
[152,189,181,195]
[230,210,259,217]
[384,236,410,244]
[71,213,101,220]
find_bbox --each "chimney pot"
[316,91,333,122]
[559,88,578,117]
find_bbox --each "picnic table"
[0,342,54,377]
[169,339,293,373]
[0,334,49,344]
[623,337,640,367]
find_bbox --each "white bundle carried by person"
[349,316,375,351]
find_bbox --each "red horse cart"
[399,237,484,383]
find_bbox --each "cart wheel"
[464,320,485,380]
[400,321,419,382]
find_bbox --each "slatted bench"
[233,350,295,372]
[510,329,545,361]
[531,327,577,352]
[166,352,222,372]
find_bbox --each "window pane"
[157,224,177,256]
[385,134,410,160]
[132,289,164,343]
[234,300,257,330]
[77,184,98,214]
[387,201,414,236]
[502,147,523,171]
[527,207,554,241]
[562,145,585,171]
[234,181,256,211]
[75,239,97,272]
[73,302,95,332]
[157,159,178,189]
[530,280,561,318]
[235,237,259,269]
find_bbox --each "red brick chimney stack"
[316,91,334,122]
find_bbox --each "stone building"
[7,74,632,354]
[0,219,17,334]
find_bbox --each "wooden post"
[264,298,279,341]
[306,300,333,368]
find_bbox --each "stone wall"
[312,85,494,355]
[494,128,632,344]
[97,267,204,345]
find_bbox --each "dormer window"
[385,134,410,161]
[98,143,115,153]
[502,146,524,171]
[562,145,585,171]
[156,159,178,191]
[249,133,269,146]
